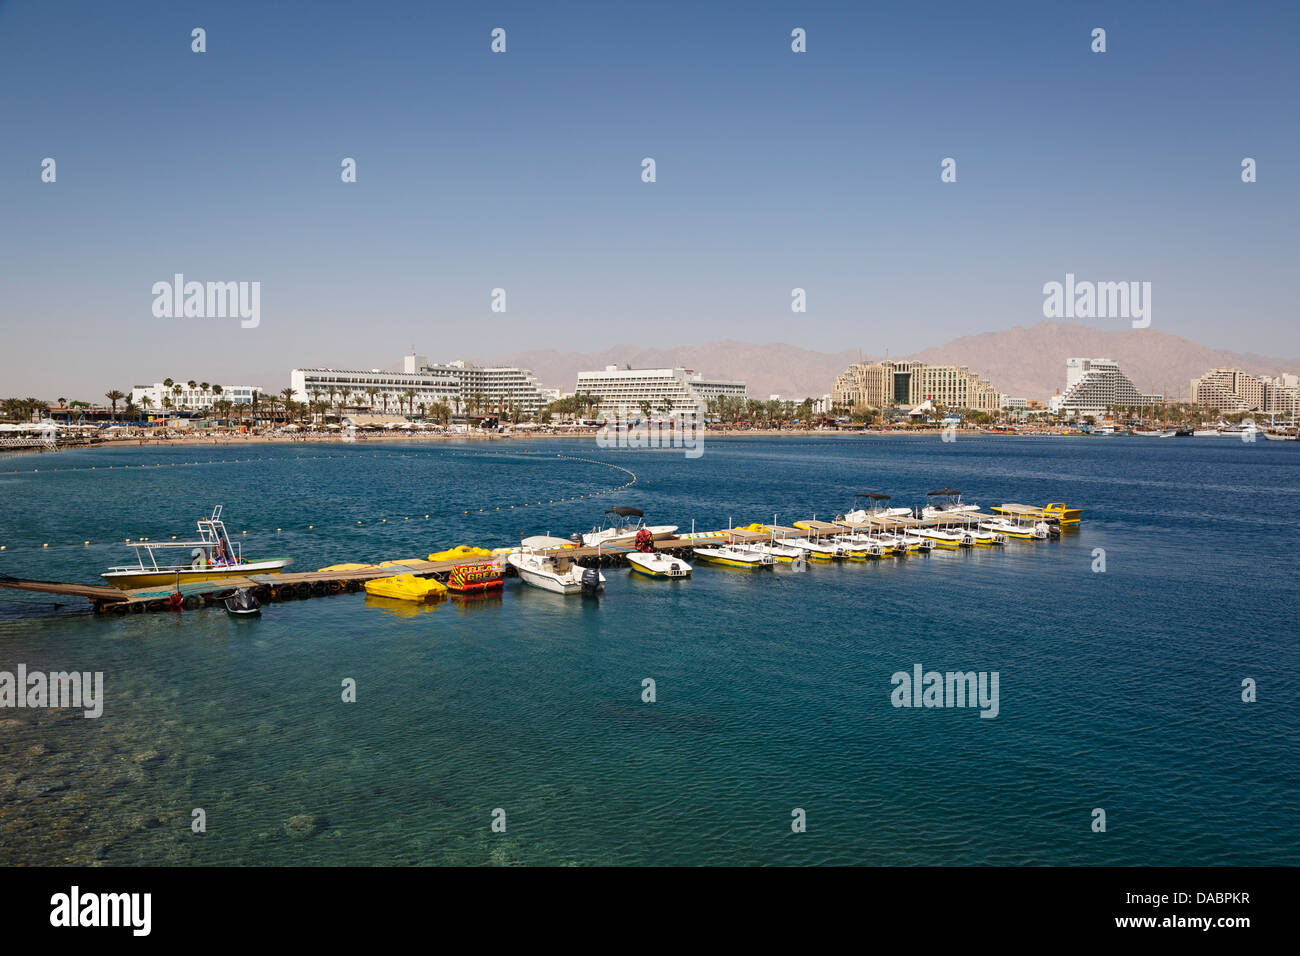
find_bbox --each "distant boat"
[1193,428,1224,437]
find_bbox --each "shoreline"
[54,427,1089,451]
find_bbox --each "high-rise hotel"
[832,360,1002,412]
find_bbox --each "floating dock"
[0,506,1077,614]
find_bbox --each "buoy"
[84,541,89,546]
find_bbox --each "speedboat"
[733,541,805,563]
[920,489,979,520]
[101,506,292,590]
[839,492,912,524]
[787,537,847,561]
[913,527,973,549]
[626,551,692,579]
[508,550,606,594]
[691,545,774,569]
[979,518,1049,540]
[580,507,677,547]
[835,533,888,559]
[967,528,1006,546]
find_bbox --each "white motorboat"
[692,545,774,568]
[839,492,912,524]
[787,537,848,561]
[913,527,974,549]
[626,550,691,578]
[967,528,1006,546]
[920,489,979,520]
[733,541,805,564]
[834,532,889,559]
[507,550,605,594]
[1193,428,1225,437]
[978,518,1049,540]
[580,507,677,547]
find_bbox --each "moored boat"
[508,550,606,594]
[580,508,677,547]
[364,573,447,602]
[626,551,692,578]
[691,545,774,569]
[223,587,262,616]
[921,489,979,520]
[101,506,291,590]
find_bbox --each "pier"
[0,506,1075,614]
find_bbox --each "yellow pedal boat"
[363,573,447,602]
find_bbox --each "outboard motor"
[580,567,602,596]
[570,533,584,546]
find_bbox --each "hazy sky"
[2,0,1296,399]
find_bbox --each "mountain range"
[482,322,1299,403]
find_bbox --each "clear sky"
[1,0,1296,399]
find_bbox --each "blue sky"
[1,0,1296,398]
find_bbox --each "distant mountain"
[905,322,1300,401]
[483,341,862,400]
[483,323,1299,403]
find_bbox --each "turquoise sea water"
[0,436,1296,865]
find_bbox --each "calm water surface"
[0,436,1296,865]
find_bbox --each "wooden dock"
[0,508,1068,613]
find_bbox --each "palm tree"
[365,386,379,411]
[105,389,125,419]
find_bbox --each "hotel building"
[573,366,747,417]
[832,360,1002,412]
[1191,368,1300,417]
[290,355,550,415]
[131,382,260,411]
[1047,358,1162,418]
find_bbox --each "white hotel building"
[574,366,747,418]
[290,355,551,415]
[131,382,260,411]
[1048,358,1163,419]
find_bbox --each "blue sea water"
[0,435,1296,865]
